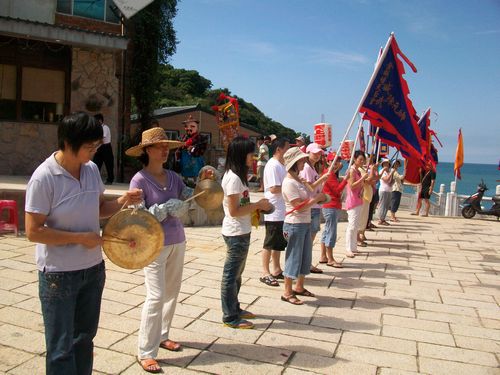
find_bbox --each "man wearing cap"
[175,115,208,187]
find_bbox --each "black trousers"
[93,143,114,183]
[367,188,379,226]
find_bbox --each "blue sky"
[169,0,500,164]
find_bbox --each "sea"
[428,162,500,197]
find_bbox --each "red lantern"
[314,123,332,148]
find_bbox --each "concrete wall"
[0,0,56,23]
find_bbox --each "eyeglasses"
[82,141,102,151]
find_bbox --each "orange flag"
[454,128,464,179]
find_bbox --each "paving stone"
[341,331,416,355]
[335,343,417,372]
[312,308,381,335]
[415,300,478,317]
[454,335,500,353]
[185,319,262,344]
[267,320,341,344]
[382,325,455,346]
[353,300,415,317]
[0,290,30,306]
[289,352,377,374]
[188,351,283,374]
[0,346,36,372]
[2,354,44,375]
[418,342,498,367]
[0,324,45,354]
[450,323,500,341]
[416,310,481,326]
[98,312,140,334]
[93,347,136,374]
[383,315,450,333]
[419,357,499,375]
[378,369,423,375]
[256,331,337,357]
[210,337,293,365]
[94,327,128,349]
[0,306,43,332]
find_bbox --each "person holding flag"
[412,161,436,217]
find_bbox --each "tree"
[129,0,178,133]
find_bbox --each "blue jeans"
[283,223,312,279]
[39,261,105,375]
[221,233,250,323]
[310,208,321,236]
[321,208,340,248]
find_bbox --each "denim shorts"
[310,208,321,235]
[283,222,312,279]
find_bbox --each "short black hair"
[225,136,255,186]
[257,135,264,141]
[94,113,104,122]
[353,150,366,160]
[58,112,103,152]
[270,137,289,154]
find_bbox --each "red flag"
[360,34,423,161]
[454,128,464,179]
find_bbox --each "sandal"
[345,252,356,258]
[272,271,284,280]
[159,339,181,351]
[223,319,254,329]
[327,262,343,268]
[293,288,315,297]
[281,295,303,305]
[318,259,328,264]
[310,266,323,274]
[357,241,367,247]
[259,275,279,287]
[137,358,162,373]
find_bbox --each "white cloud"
[307,49,369,66]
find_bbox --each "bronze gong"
[193,179,224,210]
[102,208,164,269]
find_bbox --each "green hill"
[154,64,300,140]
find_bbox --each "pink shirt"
[345,167,363,210]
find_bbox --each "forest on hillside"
[152,64,301,140]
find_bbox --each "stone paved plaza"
[0,212,499,374]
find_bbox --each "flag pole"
[329,33,395,172]
[376,138,382,163]
[348,117,364,169]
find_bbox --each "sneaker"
[239,310,256,319]
[223,319,254,329]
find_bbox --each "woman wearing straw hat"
[126,127,196,373]
[281,147,327,305]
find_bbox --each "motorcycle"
[461,180,500,219]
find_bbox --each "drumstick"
[184,190,206,203]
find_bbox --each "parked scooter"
[461,180,500,219]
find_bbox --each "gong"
[102,208,164,269]
[193,179,224,210]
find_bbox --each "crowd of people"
[25,113,436,374]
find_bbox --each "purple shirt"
[130,169,186,246]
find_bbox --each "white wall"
[0,0,56,24]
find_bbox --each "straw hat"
[125,127,184,157]
[283,147,308,171]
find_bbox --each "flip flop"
[159,339,181,351]
[259,275,279,287]
[293,288,315,297]
[327,262,343,268]
[281,295,303,305]
[310,266,323,274]
[137,358,161,373]
[318,260,328,264]
[345,252,356,258]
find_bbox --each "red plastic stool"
[0,200,19,236]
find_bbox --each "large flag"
[358,125,366,152]
[454,128,464,179]
[360,34,423,160]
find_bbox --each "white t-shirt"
[263,157,286,221]
[257,143,269,167]
[379,171,393,193]
[102,124,111,144]
[221,169,252,236]
[282,176,311,224]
